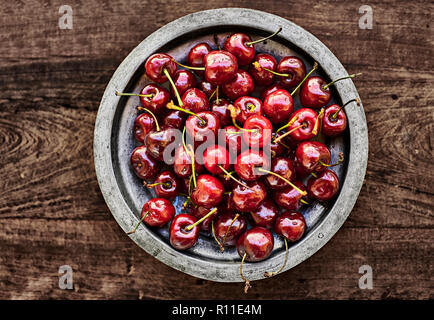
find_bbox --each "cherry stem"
[276,115,298,133]
[145,181,170,189]
[319,152,344,167]
[185,207,218,231]
[240,253,251,294]
[322,73,362,91]
[256,168,307,196]
[188,174,194,196]
[137,106,160,131]
[167,100,205,125]
[300,199,310,205]
[218,165,252,190]
[127,211,148,235]
[312,108,325,136]
[331,98,360,120]
[171,59,205,71]
[186,144,197,188]
[264,238,288,277]
[273,123,306,144]
[163,68,183,107]
[208,88,217,101]
[311,172,318,178]
[291,62,318,96]
[227,105,256,133]
[115,91,153,98]
[211,220,223,248]
[252,62,289,77]
[245,27,282,46]
[220,213,240,253]
[216,85,220,104]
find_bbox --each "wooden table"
[0,0,432,300]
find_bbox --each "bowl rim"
[93,7,368,282]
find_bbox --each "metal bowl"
[93,8,368,282]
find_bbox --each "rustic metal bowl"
[94,8,368,282]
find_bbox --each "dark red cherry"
[204,50,238,85]
[231,180,266,212]
[249,53,277,86]
[130,145,161,179]
[145,53,177,83]
[162,110,186,130]
[181,88,209,113]
[221,70,254,100]
[261,83,284,100]
[307,169,339,201]
[236,227,274,262]
[218,193,237,214]
[173,145,204,178]
[211,98,231,127]
[250,198,278,229]
[264,157,295,190]
[141,198,175,228]
[191,174,224,208]
[198,81,216,98]
[242,114,272,148]
[274,211,306,242]
[169,214,199,250]
[171,70,197,97]
[274,180,307,211]
[140,84,171,114]
[295,141,331,176]
[144,127,179,161]
[190,206,219,232]
[300,76,331,109]
[263,89,294,124]
[235,149,270,181]
[224,33,255,66]
[220,125,244,158]
[215,212,247,247]
[322,104,347,137]
[185,111,220,143]
[285,108,319,141]
[203,145,230,175]
[188,42,212,69]
[134,113,156,143]
[151,170,181,199]
[270,133,286,158]
[232,96,263,124]
[277,56,306,88]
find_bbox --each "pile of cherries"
[117,29,360,292]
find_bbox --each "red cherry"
[250,198,278,229]
[169,214,199,250]
[249,53,277,86]
[171,70,197,97]
[236,227,274,262]
[264,157,295,190]
[191,174,224,208]
[145,53,177,83]
[173,145,204,178]
[274,211,306,242]
[139,84,171,114]
[181,88,209,113]
[204,50,238,85]
[235,149,270,181]
[270,133,286,158]
[221,70,254,100]
[242,115,272,148]
[274,180,307,210]
[162,110,186,130]
[322,104,347,137]
[300,76,331,109]
[134,113,156,143]
[307,169,340,201]
[231,180,266,212]
[203,145,230,175]
[276,56,306,88]
[295,141,331,176]
[187,43,212,69]
[190,206,219,232]
[145,127,179,161]
[130,145,160,179]
[198,81,216,98]
[263,89,294,124]
[232,96,263,124]
[224,33,255,66]
[185,111,220,143]
[276,108,320,142]
[141,198,175,228]
[260,83,284,100]
[220,125,244,158]
[211,98,231,127]
[149,170,181,199]
[215,212,247,247]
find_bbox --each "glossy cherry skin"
[203,144,230,175]
[211,98,231,127]
[274,211,306,242]
[295,141,331,176]
[198,81,216,98]
[218,193,237,214]
[139,84,171,114]
[220,125,244,159]
[263,89,294,124]
[145,127,179,161]
[130,145,161,179]
[152,170,181,199]
[169,214,199,250]
[322,104,347,137]
[162,110,186,130]
[181,88,209,113]
[242,115,272,148]
[134,113,156,143]
[145,53,177,83]
[236,227,274,262]
[249,53,277,86]
[142,198,175,228]
[188,42,212,69]
[307,169,339,201]
[250,198,278,229]
[221,70,254,100]
[233,96,263,124]
[173,145,204,178]
[190,205,219,232]
[274,180,307,211]
[224,33,255,66]
[235,150,271,181]
[215,212,247,247]
[171,70,197,97]
[191,174,225,208]
[270,133,286,158]
[261,83,284,100]
[264,157,295,190]
[231,180,267,212]
[185,111,220,143]
[286,108,318,141]
[204,50,238,85]
[277,56,306,88]
[300,76,332,109]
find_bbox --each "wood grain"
[0,0,433,299]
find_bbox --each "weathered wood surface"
[0,0,433,299]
